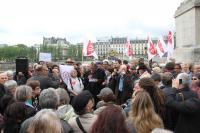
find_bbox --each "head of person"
[55,88,70,106]
[139,77,165,115]
[174,63,182,75]
[119,64,127,75]
[39,88,59,110]
[6,70,14,80]
[176,73,190,89]
[138,63,147,76]
[191,73,200,88]
[193,64,200,74]
[102,60,109,70]
[91,64,98,74]
[0,72,8,84]
[71,90,94,115]
[193,80,200,98]
[35,65,49,76]
[27,109,62,133]
[151,73,162,87]
[133,80,140,92]
[26,80,41,98]
[15,85,32,102]
[152,67,162,74]
[129,66,137,75]
[129,91,163,133]
[97,87,115,103]
[164,62,175,73]
[4,80,17,95]
[162,72,173,87]
[91,106,129,133]
[4,102,27,132]
[181,63,190,73]
[66,58,74,65]
[70,69,78,78]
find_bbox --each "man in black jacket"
[165,76,200,133]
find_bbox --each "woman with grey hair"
[56,88,76,121]
[4,80,17,95]
[27,109,62,133]
[15,85,36,118]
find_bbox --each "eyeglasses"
[192,78,198,80]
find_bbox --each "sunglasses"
[192,78,198,80]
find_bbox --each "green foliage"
[0,45,37,62]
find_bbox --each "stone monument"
[173,0,200,63]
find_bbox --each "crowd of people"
[0,57,200,133]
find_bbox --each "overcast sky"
[0,0,183,45]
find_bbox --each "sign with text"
[59,65,74,85]
[39,53,52,62]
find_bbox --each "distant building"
[94,37,161,59]
[43,37,70,46]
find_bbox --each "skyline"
[0,0,183,45]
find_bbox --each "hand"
[52,69,59,76]
[172,79,179,89]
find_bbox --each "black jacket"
[166,88,200,133]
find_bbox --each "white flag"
[82,40,98,59]
[167,31,174,60]
[147,36,157,60]
[156,36,167,57]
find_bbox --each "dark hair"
[162,72,173,86]
[0,94,15,114]
[91,106,129,133]
[123,60,128,65]
[117,59,122,64]
[26,80,40,90]
[139,78,165,120]
[175,63,182,69]
[4,102,27,133]
[101,94,116,103]
[151,73,161,82]
[71,90,94,115]
[165,62,175,71]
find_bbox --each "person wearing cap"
[94,87,125,116]
[138,63,151,79]
[69,90,97,133]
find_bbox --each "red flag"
[125,38,133,57]
[156,36,167,57]
[147,36,157,60]
[86,40,94,55]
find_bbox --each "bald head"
[0,73,8,84]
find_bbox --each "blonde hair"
[27,109,62,133]
[128,91,163,133]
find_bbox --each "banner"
[59,65,74,85]
[39,53,52,62]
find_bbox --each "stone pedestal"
[173,0,200,63]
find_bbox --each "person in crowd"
[15,85,36,118]
[123,80,140,116]
[3,102,28,133]
[27,109,62,133]
[94,87,123,115]
[164,62,175,76]
[20,88,73,133]
[28,65,59,90]
[91,105,129,133]
[114,64,132,104]
[165,79,200,133]
[182,63,193,87]
[152,67,162,74]
[86,63,106,105]
[151,73,162,89]
[192,64,200,75]
[56,88,76,122]
[0,80,17,114]
[26,80,41,111]
[139,78,166,122]
[191,72,200,89]
[137,63,151,79]
[174,63,182,78]
[129,66,138,88]
[6,70,14,80]
[69,90,97,133]
[0,73,7,100]
[127,91,164,133]
[67,69,84,97]
[192,80,200,98]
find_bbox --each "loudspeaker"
[16,57,29,72]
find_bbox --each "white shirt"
[67,77,84,94]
